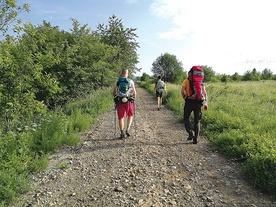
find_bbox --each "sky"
[16,0,276,76]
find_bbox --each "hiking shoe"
[187,130,195,140]
[193,136,200,144]
[120,133,125,139]
[126,130,131,137]
[158,107,160,110]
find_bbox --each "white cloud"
[149,0,276,74]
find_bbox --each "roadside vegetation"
[1,0,275,205]
[139,79,276,196]
[0,1,139,205]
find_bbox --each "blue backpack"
[117,77,131,95]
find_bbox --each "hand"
[204,105,208,111]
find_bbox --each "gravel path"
[11,85,275,207]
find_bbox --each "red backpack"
[188,66,205,101]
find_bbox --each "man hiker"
[181,66,208,144]
[154,75,167,110]
[113,68,136,139]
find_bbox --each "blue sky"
[16,0,276,76]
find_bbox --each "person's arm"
[203,86,208,110]
[154,82,157,92]
[132,82,137,98]
[181,85,187,100]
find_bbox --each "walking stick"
[114,103,117,138]
[133,99,137,137]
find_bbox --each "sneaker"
[187,130,194,140]
[158,107,160,111]
[126,130,131,137]
[120,133,125,139]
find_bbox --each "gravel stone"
[10,85,275,207]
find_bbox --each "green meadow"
[140,80,276,195]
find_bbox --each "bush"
[0,87,114,205]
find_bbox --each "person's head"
[121,68,129,77]
[157,75,162,80]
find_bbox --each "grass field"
[140,80,276,195]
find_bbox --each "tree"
[96,15,140,74]
[243,68,261,81]
[151,53,185,83]
[0,0,29,36]
[231,72,242,81]
[201,65,216,82]
[220,74,231,83]
[140,72,151,82]
[261,68,273,80]
[18,20,119,108]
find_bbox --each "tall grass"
[203,81,276,194]
[0,87,114,206]
[140,80,276,195]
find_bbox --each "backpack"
[156,79,165,93]
[187,66,205,101]
[117,77,131,95]
[115,77,133,103]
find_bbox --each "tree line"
[140,53,276,83]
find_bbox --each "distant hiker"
[181,66,208,144]
[154,75,167,110]
[113,68,136,139]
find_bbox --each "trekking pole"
[114,103,117,138]
[133,99,137,137]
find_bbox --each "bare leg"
[157,97,161,108]
[119,118,124,131]
[127,116,133,128]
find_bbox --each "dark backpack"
[188,66,205,101]
[114,77,133,104]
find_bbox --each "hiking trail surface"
[12,85,275,207]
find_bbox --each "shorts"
[156,91,163,98]
[117,101,134,119]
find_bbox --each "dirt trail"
[12,85,275,207]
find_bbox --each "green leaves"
[151,52,185,83]
[0,0,29,36]
[97,15,139,74]
[0,15,139,205]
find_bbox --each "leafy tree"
[0,0,29,36]
[231,72,242,81]
[261,68,273,80]
[221,74,231,83]
[18,20,119,108]
[151,52,185,83]
[201,65,216,82]
[140,72,151,82]
[96,15,140,74]
[0,35,48,132]
[243,68,261,81]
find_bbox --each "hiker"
[113,68,136,139]
[181,66,208,144]
[154,75,167,110]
